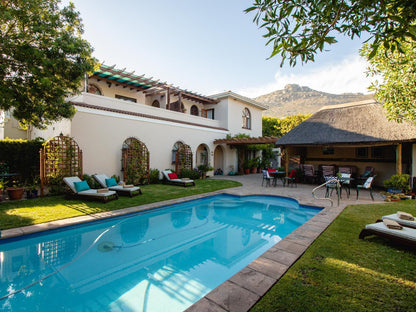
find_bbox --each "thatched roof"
[276,100,416,146]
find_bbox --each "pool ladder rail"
[312,178,341,207]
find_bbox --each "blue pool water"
[0,194,320,311]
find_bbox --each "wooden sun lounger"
[63,176,118,203]
[162,170,195,187]
[93,174,142,197]
[359,221,416,247]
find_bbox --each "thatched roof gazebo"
[276,100,416,146]
[275,100,416,184]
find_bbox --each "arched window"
[152,100,160,108]
[190,105,199,116]
[88,83,102,95]
[242,108,251,129]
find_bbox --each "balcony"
[70,93,224,130]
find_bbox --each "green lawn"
[0,179,241,230]
[251,200,416,312]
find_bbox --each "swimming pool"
[0,194,320,311]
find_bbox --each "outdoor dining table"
[269,170,286,186]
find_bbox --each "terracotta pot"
[251,167,257,174]
[7,187,24,200]
[244,169,250,174]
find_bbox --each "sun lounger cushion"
[105,178,118,187]
[397,211,414,221]
[363,222,416,242]
[382,219,402,230]
[382,213,416,228]
[74,180,90,193]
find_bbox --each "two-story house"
[1,64,268,178]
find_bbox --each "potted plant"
[197,164,214,179]
[0,179,7,201]
[243,160,251,174]
[250,158,258,174]
[7,180,24,200]
[383,174,410,194]
[25,177,40,199]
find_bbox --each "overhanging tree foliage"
[0,0,95,128]
[361,40,416,123]
[263,114,311,137]
[246,0,416,66]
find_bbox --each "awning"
[214,136,278,146]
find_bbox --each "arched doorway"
[214,145,224,175]
[196,144,209,167]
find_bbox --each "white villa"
[1,64,269,178]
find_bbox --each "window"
[115,94,137,103]
[190,105,199,116]
[152,100,160,108]
[242,108,251,129]
[206,109,214,120]
[356,147,368,158]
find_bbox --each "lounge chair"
[162,170,195,187]
[382,212,416,229]
[63,176,118,203]
[359,221,416,247]
[93,174,142,197]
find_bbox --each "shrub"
[82,174,100,189]
[180,168,201,180]
[383,174,410,191]
[149,169,160,184]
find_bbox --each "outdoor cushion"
[105,177,118,187]
[74,180,90,193]
[168,172,178,180]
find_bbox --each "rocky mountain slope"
[256,84,374,117]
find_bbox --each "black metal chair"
[356,175,376,201]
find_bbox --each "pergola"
[88,64,218,107]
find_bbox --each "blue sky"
[68,0,374,98]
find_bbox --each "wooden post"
[178,92,182,112]
[39,148,44,197]
[396,144,402,174]
[166,88,170,110]
[284,148,290,175]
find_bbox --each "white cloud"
[238,54,375,98]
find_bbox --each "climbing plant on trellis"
[122,137,150,185]
[40,135,83,196]
[175,143,192,175]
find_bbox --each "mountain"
[255,84,374,117]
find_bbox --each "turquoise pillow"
[105,178,117,187]
[74,180,90,193]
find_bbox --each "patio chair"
[162,170,195,187]
[93,174,142,197]
[359,220,416,247]
[284,170,297,187]
[381,211,416,229]
[63,176,118,203]
[339,172,352,198]
[325,176,340,198]
[302,164,317,184]
[356,166,374,184]
[261,170,271,187]
[356,175,376,201]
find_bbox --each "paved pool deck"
[0,174,383,312]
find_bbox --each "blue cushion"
[105,178,118,187]
[74,180,90,193]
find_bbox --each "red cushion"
[168,172,178,179]
[267,168,276,173]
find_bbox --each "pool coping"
[0,190,343,312]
